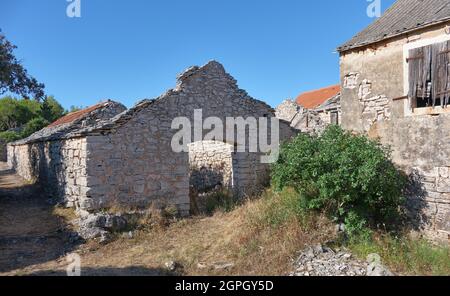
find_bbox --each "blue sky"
[0,0,395,109]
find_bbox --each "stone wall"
[7,138,89,208]
[275,99,301,123]
[7,62,296,225]
[0,139,7,162]
[339,22,450,243]
[188,141,234,193]
[7,101,127,213]
[79,61,286,216]
[275,98,341,135]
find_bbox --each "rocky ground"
[0,163,81,273]
[291,244,393,276]
[0,162,394,276]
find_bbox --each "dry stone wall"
[339,23,450,243]
[188,141,234,193]
[7,138,88,208]
[7,101,127,212]
[6,62,296,233]
[275,98,341,135]
[79,61,286,216]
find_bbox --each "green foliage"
[21,117,49,138]
[0,96,37,130]
[69,105,83,113]
[41,96,65,122]
[347,234,450,275]
[272,125,407,236]
[0,96,66,142]
[0,130,22,143]
[251,188,310,228]
[0,31,45,100]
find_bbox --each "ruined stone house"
[338,0,450,242]
[276,85,341,134]
[7,61,295,229]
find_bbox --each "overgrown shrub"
[0,130,22,143]
[21,117,49,138]
[272,125,407,237]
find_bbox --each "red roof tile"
[48,102,106,128]
[295,85,340,109]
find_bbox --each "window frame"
[403,35,450,117]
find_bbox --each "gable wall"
[82,63,282,215]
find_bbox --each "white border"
[403,34,450,116]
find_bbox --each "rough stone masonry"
[7,61,296,238]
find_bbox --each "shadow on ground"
[0,162,82,273]
[27,266,176,276]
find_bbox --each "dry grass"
[5,189,334,276]
[3,187,447,276]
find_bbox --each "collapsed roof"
[11,101,127,145]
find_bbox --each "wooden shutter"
[330,112,338,125]
[432,40,450,107]
[408,45,432,107]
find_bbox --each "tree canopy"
[0,96,66,142]
[0,30,45,100]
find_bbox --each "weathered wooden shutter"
[408,45,432,107]
[432,40,450,108]
[330,111,338,125]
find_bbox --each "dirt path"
[0,162,325,276]
[0,162,76,274]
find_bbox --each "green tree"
[0,30,45,100]
[21,117,49,138]
[0,96,66,142]
[69,105,83,113]
[0,96,34,130]
[41,96,65,122]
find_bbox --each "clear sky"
[0,0,396,109]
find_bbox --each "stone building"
[7,101,127,203]
[7,61,295,234]
[338,0,450,242]
[276,85,341,134]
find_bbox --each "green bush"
[272,125,407,236]
[21,117,49,138]
[0,130,22,143]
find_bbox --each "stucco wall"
[340,22,450,242]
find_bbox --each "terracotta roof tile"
[295,85,340,109]
[48,102,106,127]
